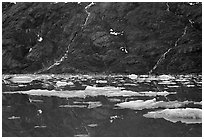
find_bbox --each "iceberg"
[128,74,138,80]
[143,108,202,124]
[8,75,34,83]
[115,99,191,110]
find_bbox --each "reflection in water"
[2,74,202,137]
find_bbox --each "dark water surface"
[2,74,202,137]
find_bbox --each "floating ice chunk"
[56,81,74,87]
[83,75,93,79]
[73,101,102,109]
[115,99,190,110]
[108,98,121,102]
[96,80,108,84]
[175,78,188,82]
[3,89,86,98]
[59,105,87,108]
[74,134,89,137]
[158,81,176,85]
[140,75,149,78]
[158,75,175,80]
[87,124,98,127]
[139,91,176,97]
[85,86,122,96]
[8,116,20,120]
[186,84,195,87]
[29,99,43,103]
[87,101,102,109]
[128,74,138,80]
[3,87,176,99]
[34,74,53,81]
[18,84,27,87]
[167,85,180,88]
[56,81,68,87]
[194,101,202,105]
[34,125,47,128]
[143,108,202,124]
[123,83,138,86]
[9,75,34,83]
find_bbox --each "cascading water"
[148,2,189,74]
[35,2,95,74]
[166,2,170,11]
[34,32,78,74]
[149,26,188,74]
[83,2,95,27]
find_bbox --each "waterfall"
[149,26,188,74]
[166,2,170,11]
[83,2,95,27]
[34,33,78,74]
[35,3,96,74]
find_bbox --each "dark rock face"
[2,2,202,74]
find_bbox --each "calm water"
[2,74,202,137]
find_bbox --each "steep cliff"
[2,2,202,74]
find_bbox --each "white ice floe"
[128,74,138,80]
[96,80,108,84]
[56,81,74,87]
[3,86,177,99]
[158,75,175,80]
[115,99,191,110]
[59,105,87,108]
[29,99,43,103]
[167,85,180,88]
[123,83,138,86]
[194,101,202,105]
[87,101,102,109]
[138,91,176,97]
[9,75,34,83]
[8,116,20,120]
[73,101,102,109]
[143,108,202,124]
[34,74,53,80]
[3,89,87,98]
[87,124,98,127]
[175,78,189,82]
[139,75,149,78]
[56,81,68,87]
[74,134,89,137]
[158,81,176,85]
[34,125,47,128]
[108,98,121,102]
[18,84,27,87]
[186,84,195,87]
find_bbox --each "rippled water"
[2,74,202,137]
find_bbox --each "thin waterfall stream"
[83,2,95,27]
[35,3,95,74]
[148,2,189,74]
[34,32,78,74]
[148,26,188,74]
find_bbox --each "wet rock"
[2,2,202,74]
